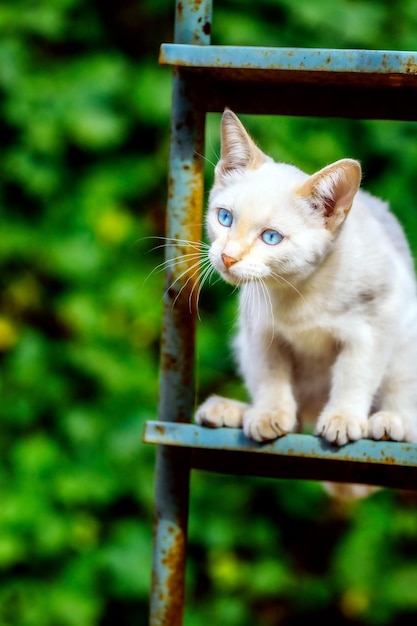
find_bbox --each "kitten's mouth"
[221,267,255,285]
[215,255,261,284]
[217,265,240,283]
[221,269,240,284]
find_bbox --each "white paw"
[315,413,368,446]
[368,411,408,442]
[195,395,248,428]
[243,407,297,442]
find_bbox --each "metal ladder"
[142,2,417,624]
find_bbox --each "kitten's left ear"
[297,159,362,231]
[214,109,270,185]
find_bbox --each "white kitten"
[196,109,417,446]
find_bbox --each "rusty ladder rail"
[143,2,417,624]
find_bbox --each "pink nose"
[221,253,238,269]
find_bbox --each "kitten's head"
[206,109,361,287]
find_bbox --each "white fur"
[196,110,417,447]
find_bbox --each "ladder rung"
[143,421,417,489]
[160,44,417,86]
[143,420,417,465]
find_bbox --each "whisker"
[228,279,243,331]
[259,278,275,346]
[147,237,209,254]
[255,281,262,332]
[237,278,276,345]
[170,260,204,311]
[162,247,214,318]
[240,282,257,334]
[205,129,221,163]
[192,261,216,320]
[247,283,256,331]
[194,150,218,169]
[270,271,306,305]
[144,235,210,289]
[168,256,205,290]
[186,257,216,318]
[144,252,204,285]
[156,252,204,272]
[250,281,260,334]
[133,235,205,250]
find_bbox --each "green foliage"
[1,0,417,625]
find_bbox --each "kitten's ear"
[214,109,269,184]
[297,159,362,231]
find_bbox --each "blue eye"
[261,229,283,245]
[218,208,233,227]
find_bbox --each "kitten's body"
[196,110,417,447]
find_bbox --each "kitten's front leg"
[196,336,298,441]
[315,331,384,446]
[240,338,298,442]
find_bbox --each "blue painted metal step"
[143,421,417,489]
[143,420,417,464]
[159,44,417,120]
[160,44,417,83]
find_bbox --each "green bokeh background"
[1,1,417,624]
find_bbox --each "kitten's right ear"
[297,159,362,232]
[214,109,269,184]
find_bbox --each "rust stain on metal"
[176,0,206,15]
[191,0,205,11]
[168,175,175,200]
[404,57,417,73]
[154,424,166,435]
[151,568,183,626]
[175,0,211,45]
[379,449,397,464]
[160,155,203,420]
[160,345,177,371]
[158,527,187,626]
